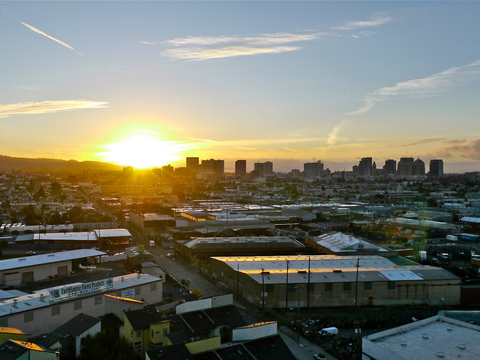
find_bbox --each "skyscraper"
[358,157,373,176]
[264,161,273,175]
[397,157,414,176]
[304,161,324,178]
[235,160,247,177]
[429,159,444,177]
[186,157,199,170]
[413,158,425,176]
[383,159,397,175]
[254,162,265,176]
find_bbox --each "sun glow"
[101,135,183,169]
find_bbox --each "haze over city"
[1,1,480,173]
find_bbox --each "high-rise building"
[383,159,397,175]
[358,157,373,176]
[429,159,444,177]
[397,157,414,176]
[186,157,199,170]
[304,161,324,178]
[264,161,273,175]
[200,159,224,178]
[413,158,425,176]
[235,160,247,177]
[254,162,265,176]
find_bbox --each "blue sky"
[1,1,480,173]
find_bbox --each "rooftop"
[363,315,480,360]
[0,249,106,271]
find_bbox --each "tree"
[191,288,203,298]
[78,332,141,360]
[51,181,62,196]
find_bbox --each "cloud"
[188,137,217,143]
[284,147,298,152]
[134,129,158,134]
[327,121,349,145]
[437,139,480,161]
[333,13,393,31]
[0,100,108,117]
[20,22,83,55]
[161,32,321,61]
[348,59,480,115]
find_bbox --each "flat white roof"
[364,316,480,360]
[94,229,131,238]
[23,232,97,242]
[212,255,458,284]
[0,273,160,316]
[0,249,106,272]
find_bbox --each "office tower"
[304,161,324,178]
[254,162,265,176]
[383,159,397,175]
[201,159,224,178]
[429,159,444,177]
[413,158,425,176]
[235,160,247,177]
[264,161,273,175]
[358,157,373,176]
[397,157,414,176]
[186,157,199,170]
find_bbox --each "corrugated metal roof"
[0,249,106,271]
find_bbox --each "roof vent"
[446,327,453,331]
[298,270,307,274]
[400,341,407,347]
[422,334,429,339]
[458,344,466,350]
[333,269,342,273]
[436,352,445,358]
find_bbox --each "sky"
[1,1,480,173]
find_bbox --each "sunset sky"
[1,1,480,173]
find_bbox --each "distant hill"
[0,155,122,172]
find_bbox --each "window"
[325,283,333,291]
[265,284,275,293]
[135,287,141,295]
[343,283,351,291]
[307,283,315,291]
[131,329,133,337]
[95,296,102,305]
[163,328,168,336]
[52,306,61,316]
[74,300,82,310]
[24,313,34,323]
[364,282,372,290]
[0,318,8,327]
[151,330,154,338]
[136,330,141,338]
[134,341,142,352]
[387,282,396,290]
[150,283,157,292]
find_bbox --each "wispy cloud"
[0,100,108,117]
[135,129,158,135]
[332,13,393,31]
[348,59,480,115]
[188,137,217,143]
[284,147,298,152]
[327,121,349,145]
[160,32,322,61]
[20,21,83,55]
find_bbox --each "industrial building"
[305,232,389,256]
[0,249,105,286]
[0,273,163,336]
[176,236,305,265]
[209,255,461,309]
[362,315,480,360]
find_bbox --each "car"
[166,253,173,258]
[26,251,36,255]
[314,354,326,360]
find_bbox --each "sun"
[101,134,183,169]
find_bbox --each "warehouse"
[209,255,461,309]
[0,272,163,336]
[0,249,105,286]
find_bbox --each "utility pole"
[285,259,290,310]
[261,267,265,310]
[236,263,240,300]
[355,257,360,307]
[307,256,311,309]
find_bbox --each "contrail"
[20,21,83,55]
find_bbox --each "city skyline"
[1,2,480,173]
